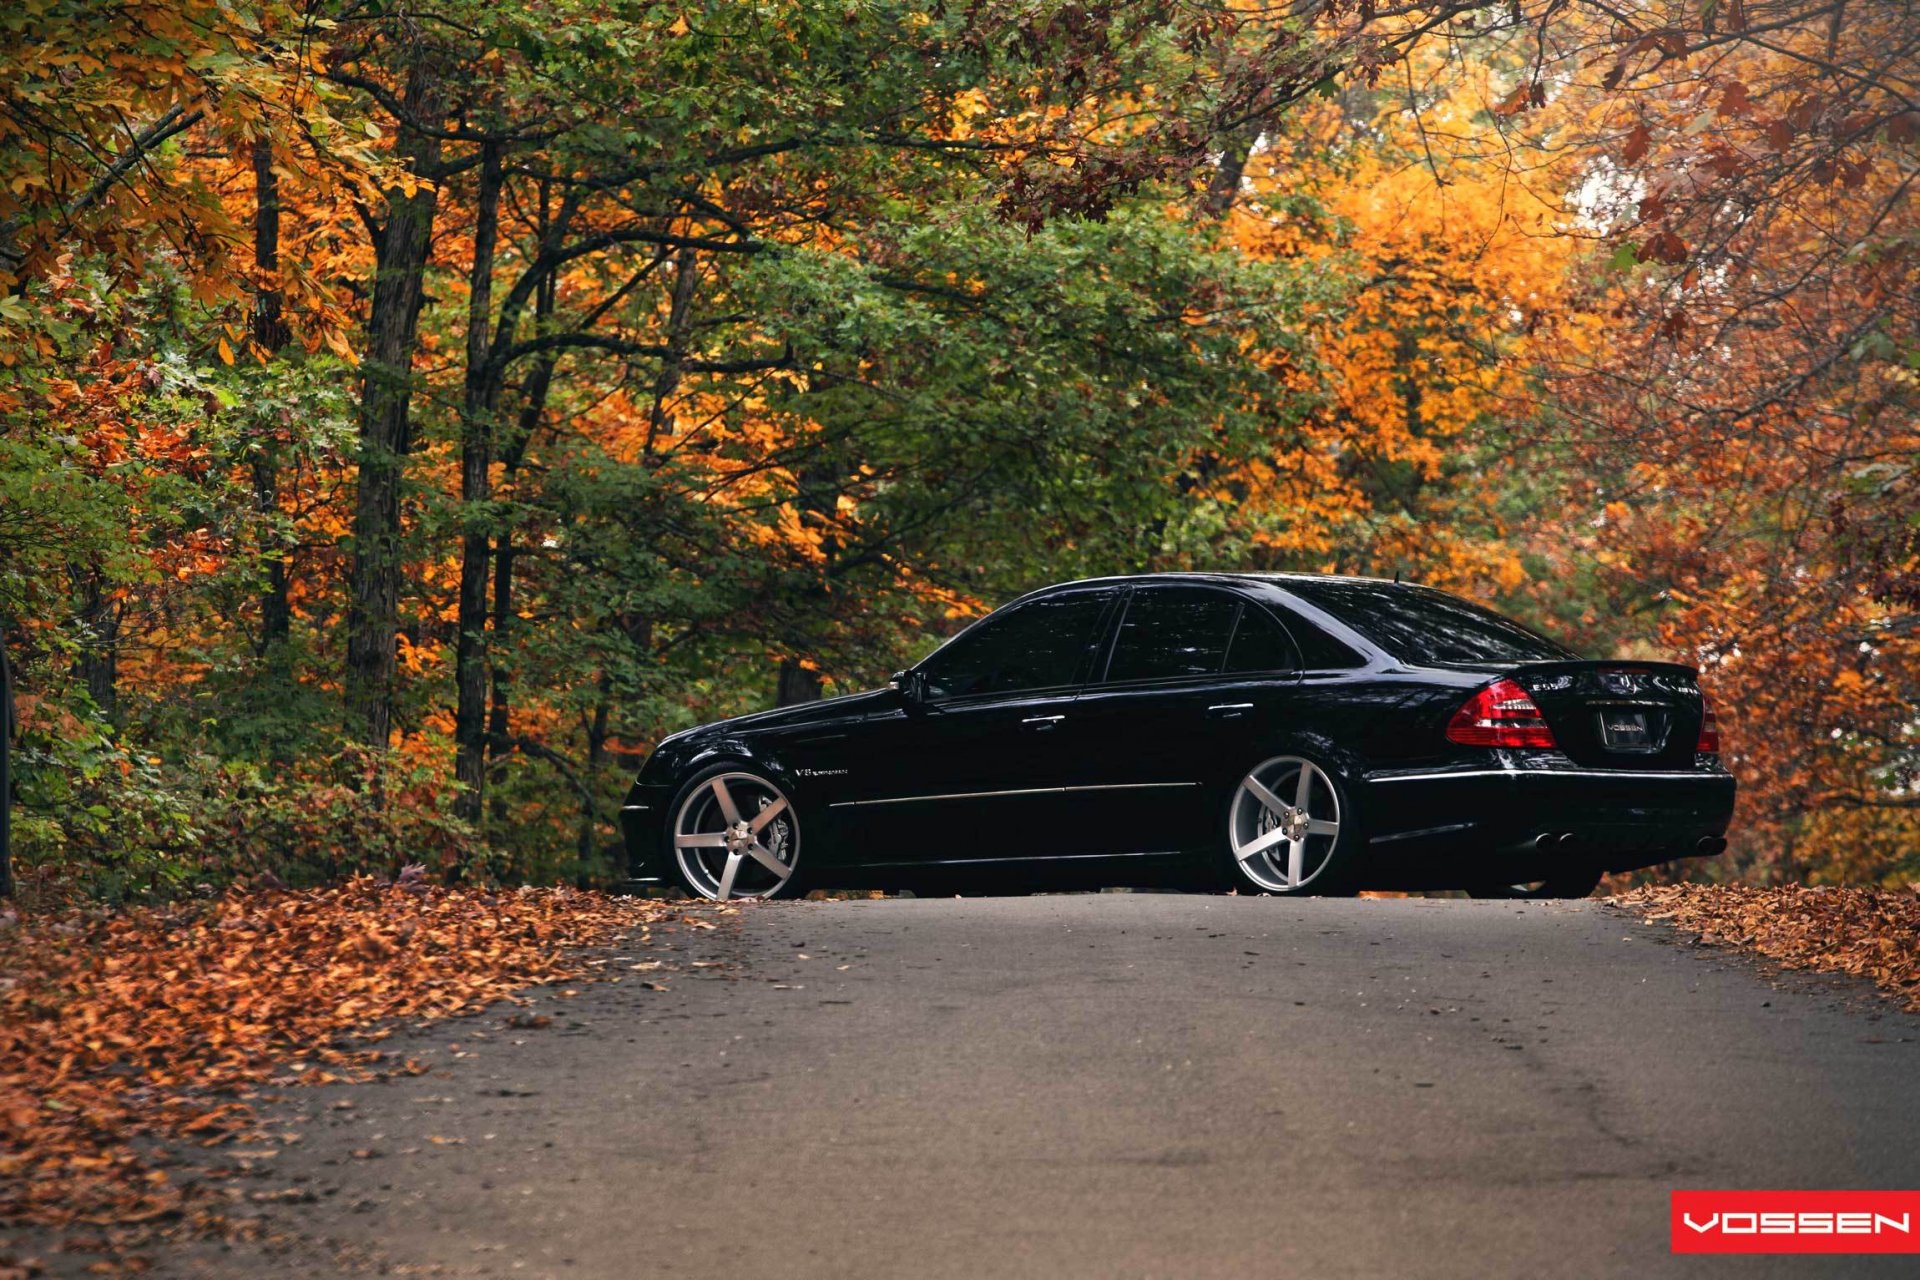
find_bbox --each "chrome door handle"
[1021,715,1066,731]
[1207,703,1254,720]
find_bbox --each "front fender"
[623,738,820,881]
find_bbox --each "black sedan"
[620,573,1735,901]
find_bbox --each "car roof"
[1031,571,1408,593]
[996,572,1403,665]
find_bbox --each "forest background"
[1,0,1914,901]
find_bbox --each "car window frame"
[1221,597,1311,678]
[1094,584,1304,688]
[1259,600,1367,674]
[1276,578,1573,667]
[909,586,1121,705]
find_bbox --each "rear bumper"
[1358,761,1736,885]
[619,783,675,882]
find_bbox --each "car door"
[1062,586,1304,855]
[831,587,1119,867]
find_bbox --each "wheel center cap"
[725,820,754,853]
[1282,808,1310,841]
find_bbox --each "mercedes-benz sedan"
[620,573,1735,900]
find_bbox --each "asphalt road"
[166,895,1918,1279]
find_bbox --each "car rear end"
[1359,662,1735,887]
[1274,578,1736,888]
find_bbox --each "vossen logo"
[1672,1192,1920,1254]
[1682,1212,1909,1235]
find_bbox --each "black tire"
[664,765,806,901]
[1468,868,1603,900]
[1213,752,1362,896]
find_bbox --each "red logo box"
[1672,1191,1920,1254]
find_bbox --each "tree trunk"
[344,62,443,749]
[454,142,504,821]
[643,248,699,456]
[776,660,823,706]
[576,671,612,872]
[251,136,292,659]
[485,191,560,822]
[1198,128,1256,220]
[774,450,839,708]
[486,353,557,806]
[1,616,14,900]
[72,568,118,723]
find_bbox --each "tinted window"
[1275,609,1365,669]
[1222,604,1298,674]
[1282,580,1576,665]
[919,592,1110,698]
[1106,587,1240,682]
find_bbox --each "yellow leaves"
[322,326,358,363]
[1830,669,1868,696]
[1493,81,1547,117]
[215,336,234,365]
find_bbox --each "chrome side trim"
[621,803,651,811]
[1367,768,1730,784]
[1368,822,1475,844]
[829,781,1199,809]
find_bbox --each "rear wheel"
[1468,868,1602,900]
[1218,755,1356,896]
[668,768,802,901]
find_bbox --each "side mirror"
[888,670,925,704]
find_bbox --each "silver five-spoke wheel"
[672,772,798,901]
[1229,755,1341,893]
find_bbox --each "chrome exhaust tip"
[1695,834,1727,856]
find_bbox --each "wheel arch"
[1239,730,1370,804]
[663,756,806,901]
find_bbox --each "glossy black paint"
[621,573,1736,893]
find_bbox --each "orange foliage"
[1224,71,1577,594]
[1624,883,1920,1009]
[0,881,672,1229]
[1508,1,1920,880]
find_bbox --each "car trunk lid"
[1504,661,1706,770]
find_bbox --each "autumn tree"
[6,0,1912,896]
[1479,0,1920,879]
[320,0,1509,825]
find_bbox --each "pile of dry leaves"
[0,875,669,1234]
[1621,883,1920,1011]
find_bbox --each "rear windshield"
[1280,580,1576,666]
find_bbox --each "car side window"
[1222,602,1300,674]
[1104,587,1240,682]
[918,591,1111,699]
[1276,607,1366,670]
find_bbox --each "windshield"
[1280,580,1577,666]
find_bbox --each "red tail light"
[1446,678,1556,749]
[1696,693,1720,753]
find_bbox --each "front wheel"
[667,767,803,901]
[1217,754,1358,896]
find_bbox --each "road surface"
[167,895,1917,1278]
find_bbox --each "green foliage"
[12,722,487,902]
[4,0,1575,901]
